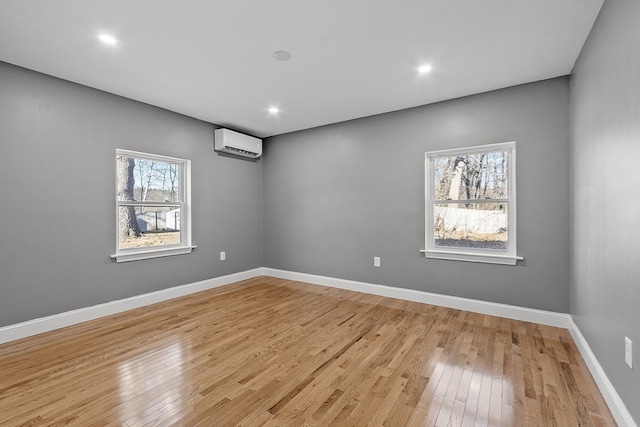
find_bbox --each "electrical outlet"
[374,256,381,268]
[220,251,226,261]
[625,337,633,369]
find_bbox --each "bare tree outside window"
[432,149,509,249]
[424,142,518,264]
[116,155,141,239]
[433,150,508,250]
[116,151,184,250]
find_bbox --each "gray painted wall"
[0,62,264,326]
[570,0,640,423]
[264,77,570,313]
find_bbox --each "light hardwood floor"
[0,276,615,426]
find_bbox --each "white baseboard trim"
[263,268,571,328]
[568,318,637,427]
[0,267,568,343]
[0,268,263,344]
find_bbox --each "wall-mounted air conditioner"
[214,128,262,159]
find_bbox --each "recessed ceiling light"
[418,64,432,74]
[273,51,291,62]
[268,107,280,114]
[99,34,118,45]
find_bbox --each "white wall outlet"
[220,251,226,261]
[625,337,633,369]
[374,256,381,268]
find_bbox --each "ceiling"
[0,0,603,138]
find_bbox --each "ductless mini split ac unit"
[214,128,262,159]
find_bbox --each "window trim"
[111,149,194,263]
[421,141,522,265]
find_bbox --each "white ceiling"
[0,0,603,138]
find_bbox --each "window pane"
[433,150,508,201]
[434,203,508,250]
[118,206,181,249]
[116,156,180,202]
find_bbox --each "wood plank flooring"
[0,276,615,426]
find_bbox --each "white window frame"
[421,141,522,265]
[111,149,195,263]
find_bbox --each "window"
[111,149,194,262]
[422,141,521,265]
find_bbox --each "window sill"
[111,246,196,263]
[420,249,523,265]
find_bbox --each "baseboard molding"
[0,267,568,343]
[0,268,263,344]
[263,268,571,328]
[568,318,637,427]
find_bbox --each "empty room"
[0,0,638,426]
